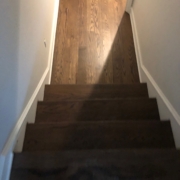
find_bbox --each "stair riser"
[36,99,160,122]
[44,84,148,101]
[23,121,175,151]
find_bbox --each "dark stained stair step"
[36,98,160,123]
[23,121,175,151]
[44,84,148,101]
[11,149,180,179]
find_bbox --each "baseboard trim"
[125,0,133,13]
[0,153,13,180]
[141,64,180,127]
[0,0,60,178]
[130,9,143,82]
[48,0,60,83]
[1,0,60,155]
[0,156,4,180]
[130,8,180,128]
[1,68,49,156]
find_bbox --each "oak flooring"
[51,0,139,84]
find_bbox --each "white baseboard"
[130,8,180,148]
[2,68,49,155]
[0,0,60,179]
[13,69,50,153]
[0,156,4,180]
[125,0,133,13]
[48,0,60,83]
[0,153,13,180]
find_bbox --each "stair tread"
[11,84,177,179]
[36,98,160,122]
[23,121,175,151]
[11,149,180,179]
[44,83,148,101]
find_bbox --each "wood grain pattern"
[11,150,180,179]
[44,84,149,101]
[51,0,79,84]
[36,98,160,123]
[10,1,178,179]
[51,0,139,84]
[98,0,113,83]
[77,48,87,84]
[23,121,175,151]
[78,0,87,47]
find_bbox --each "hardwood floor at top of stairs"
[51,0,139,84]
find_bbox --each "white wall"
[130,0,180,147]
[0,0,59,177]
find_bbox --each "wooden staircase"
[10,84,180,179]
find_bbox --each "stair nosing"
[28,120,170,125]
[38,97,157,103]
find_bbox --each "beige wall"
[131,0,180,147]
[0,0,57,152]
